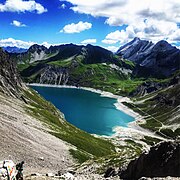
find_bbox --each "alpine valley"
[0,37,180,179]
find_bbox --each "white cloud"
[103,19,180,45]
[0,38,54,49]
[60,21,92,33]
[105,46,119,52]
[102,30,125,44]
[0,38,34,49]
[64,0,180,44]
[0,0,47,14]
[11,20,26,27]
[102,39,118,44]
[81,39,97,44]
[64,0,180,24]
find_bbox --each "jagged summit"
[152,40,175,51]
[28,44,48,53]
[116,38,180,78]
[116,37,154,62]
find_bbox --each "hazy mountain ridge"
[2,46,27,53]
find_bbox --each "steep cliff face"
[119,141,180,179]
[39,65,69,85]
[0,48,23,97]
[116,38,180,78]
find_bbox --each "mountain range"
[9,38,178,96]
[10,38,179,80]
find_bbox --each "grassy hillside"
[124,83,180,139]
[19,56,142,96]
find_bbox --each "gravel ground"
[0,93,74,175]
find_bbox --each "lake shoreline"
[28,83,146,135]
[29,83,166,142]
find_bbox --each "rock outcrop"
[0,48,23,97]
[39,66,69,85]
[119,141,180,180]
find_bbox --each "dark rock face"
[116,38,180,78]
[48,44,83,61]
[104,167,116,178]
[0,48,23,97]
[130,81,165,96]
[131,75,180,97]
[152,83,180,107]
[81,44,114,64]
[119,141,180,180]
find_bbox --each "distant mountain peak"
[116,38,180,78]
[2,46,27,53]
[29,44,47,51]
[153,40,174,50]
[132,37,140,42]
[116,37,153,59]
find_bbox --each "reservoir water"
[31,86,135,136]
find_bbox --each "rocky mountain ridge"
[17,43,133,94]
[16,43,116,65]
[116,38,180,78]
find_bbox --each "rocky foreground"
[0,92,74,175]
[119,141,180,180]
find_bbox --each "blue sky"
[0,0,180,51]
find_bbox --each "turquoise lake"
[31,86,135,136]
